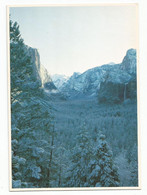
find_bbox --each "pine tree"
[49,145,68,187]
[10,20,41,104]
[11,126,27,188]
[88,134,120,187]
[66,123,92,187]
[10,19,54,188]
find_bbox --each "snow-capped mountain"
[55,49,136,101]
[51,74,69,89]
[27,47,137,103]
[60,66,113,98]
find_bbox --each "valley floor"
[49,97,138,187]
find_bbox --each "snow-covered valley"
[49,97,138,187]
[10,28,138,187]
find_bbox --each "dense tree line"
[65,125,119,187]
[51,100,138,187]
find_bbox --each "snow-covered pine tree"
[88,134,120,187]
[10,19,54,188]
[11,126,27,188]
[10,20,41,104]
[66,123,92,187]
[49,145,69,187]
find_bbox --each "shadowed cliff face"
[98,78,137,104]
[98,82,125,104]
[126,77,137,100]
[27,47,57,92]
[98,49,137,104]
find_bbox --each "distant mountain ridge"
[51,74,69,89]
[28,46,137,103]
[51,49,137,102]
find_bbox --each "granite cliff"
[51,49,137,103]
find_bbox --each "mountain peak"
[121,48,136,74]
[51,74,69,89]
[126,48,136,56]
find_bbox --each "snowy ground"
[48,97,138,186]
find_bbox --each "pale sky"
[10,5,138,76]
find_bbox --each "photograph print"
[8,4,139,190]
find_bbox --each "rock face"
[26,46,137,103]
[58,66,119,99]
[98,82,126,104]
[98,49,137,104]
[125,77,137,100]
[53,48,137,103]
[120,49,137,74]
[98,78,137,104]
[51,74,69,89]
[27,47,57,92]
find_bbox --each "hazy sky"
[10,5,138,76]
